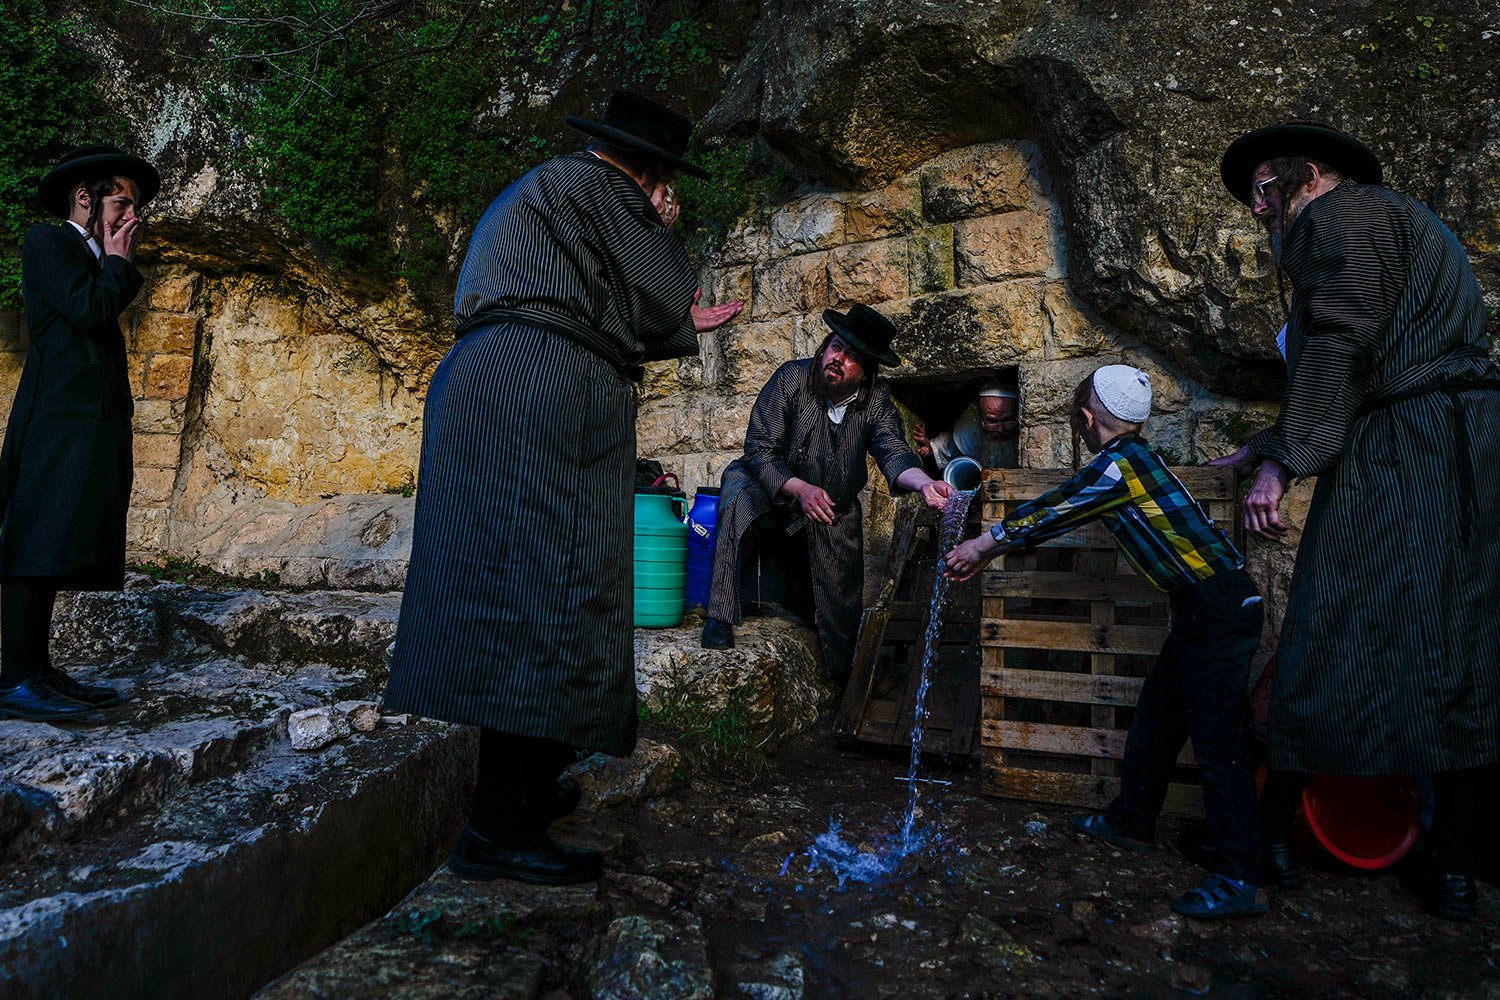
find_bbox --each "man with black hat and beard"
[700,304,953,682]
[385,91,742,886]
[0,145,159,721]
[1213,122,1500,920]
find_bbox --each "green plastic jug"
[633,490,688,627]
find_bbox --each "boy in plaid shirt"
[947,365,1268,919]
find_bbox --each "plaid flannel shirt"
[991,434,1243,591]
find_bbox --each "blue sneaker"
[1171,873,1268,919]
[1069,812,1153,854]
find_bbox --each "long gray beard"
[1269,231,1283,264]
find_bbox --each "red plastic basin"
[1300,774,1422,871]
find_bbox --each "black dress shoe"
[1427,872,1478,921]
[701,617,735,649]
[448,824,602,885]
[0,679,98,722]
[1264,841,1304,889]
[40,667,123,707]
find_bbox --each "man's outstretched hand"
[919,479,954,512]
[945,533,1006,582]
[691,288,744,332]
[1209,443,1260,480]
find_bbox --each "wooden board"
[977,464,1237,815]
[835,499,983,756]
[983,762,1204,817]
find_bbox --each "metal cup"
[942,456,982,491]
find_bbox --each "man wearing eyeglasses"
[1211,122,1500,921]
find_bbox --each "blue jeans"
[1106,568,1265,884]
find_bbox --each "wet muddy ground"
[605,719,1499,999]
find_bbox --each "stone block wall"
[123,269,200,556]
[640,140,1272,494]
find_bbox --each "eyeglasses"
[1251,175,1280,205]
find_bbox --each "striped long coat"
[384,152,698,756]
[1248,181,1500,775]
[707,360,920,675]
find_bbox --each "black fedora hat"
[822,303,902,367]
[38,145,161,219]
[565,90,709,180]
[1220,122,1382,205]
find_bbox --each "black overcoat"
[707,360,921,674]
[0,224,140,588]
[384,153,698,756]
[1248,181,1500,775]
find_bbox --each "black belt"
[1354,377,1500,420]
[1355,376,1500,543]
[456,308,645,383]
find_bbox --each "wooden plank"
[981,571,1162,603]
[981,666,1143,706]
[980,761,1204,817]
[980,618,1167,655]
[981,719,1197,766]
[833,578,896,741]
[980,466,1237,502]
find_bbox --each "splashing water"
[795,489,977,886]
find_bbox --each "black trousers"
[735,506,816,628]
[1107,568,1265,884]
[469,728,577,843]
[0,580,58,688]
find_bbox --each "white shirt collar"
[827,391,858,425]
[66,220,102,260]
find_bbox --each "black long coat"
[1248,181,1500,775]
[0,224,140,588]
[384,153,698,756]
[707,360,920,675]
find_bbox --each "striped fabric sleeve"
[995,451,1132,546]
[739,362,802,498]
[1249,189,1398,479]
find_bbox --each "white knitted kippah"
[977,380,1019,399]
[1092,365,1152,423]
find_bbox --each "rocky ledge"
[0,583,826,999]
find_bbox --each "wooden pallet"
[834,498,985,756]
[978,466,1243,815]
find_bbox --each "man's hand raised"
[691,288,744,332]
[102,216,140,263]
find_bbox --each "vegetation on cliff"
[1,0,772,312]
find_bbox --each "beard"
[813,358,860,400]
[1268,230,1283,264]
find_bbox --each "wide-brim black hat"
[1220,122,1382,205]
[565,90,709,180]
[38,145,161,219]
[822,304,902,367]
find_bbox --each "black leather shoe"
[40,667,123,707]
[0,679,98,722]
[701,617,735,650]
[1427,872,1478,921]
[534,776,583,826]
[447,824,602,885]
[1264,841,1304,889]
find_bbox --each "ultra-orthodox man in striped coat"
[386,93,742,885]
[1218,124,1500,779]
[702,304,952,679]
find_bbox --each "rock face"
[633,617,829,749]
[3,1,1494,655]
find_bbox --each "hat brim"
[38,152,161,218]
[822,308,901,366]
[564,116,710,180]
[1220,123,1382,205]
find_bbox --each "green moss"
[0,0,126,310]
[130,554,281,589]
[638,680,772,781]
